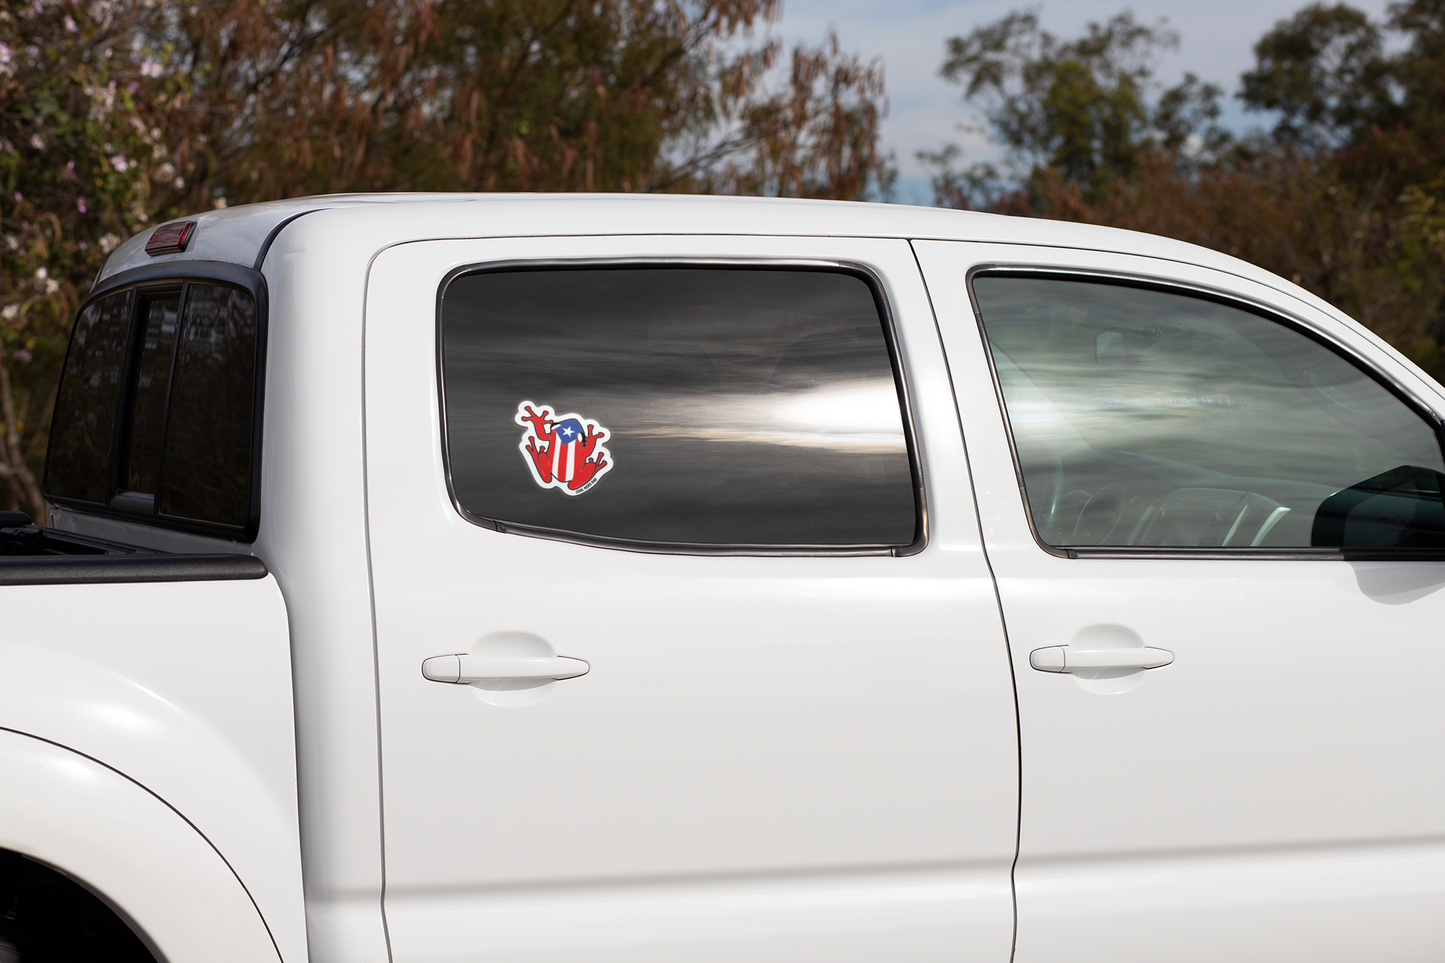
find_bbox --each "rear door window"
[440,266,919,550]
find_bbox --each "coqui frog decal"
[515,401,613,495]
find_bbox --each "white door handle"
[421,653,590,683]
[1029,645,1173,673]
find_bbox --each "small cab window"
[973,275,1445,551]
[440,266,919,550]
[45,279,262,537]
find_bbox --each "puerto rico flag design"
[515,401,613,495]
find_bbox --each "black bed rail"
[0,513,267,584]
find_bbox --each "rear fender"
[0,728,279,963]
[0,577,304,963]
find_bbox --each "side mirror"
[1312,464,1445,548]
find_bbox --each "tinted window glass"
[158,284,258,528]
[441,267,916,547]
[125,292,181,494]
[46,290,134,504]
[974,276,1445,550]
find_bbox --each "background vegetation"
[923,1,1445,387]
[2,0,1443,521]
[0,0,890,517]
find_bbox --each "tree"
[0,0,892,519]
[132,0,890,206]
[928,10,1228,206]
[923,3,1445,384]
[1239,3,1385,147]
[1236,1,1445,367]
[0,0,167,518]
[709,30,891,199]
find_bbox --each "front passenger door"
[919,241,1445,963]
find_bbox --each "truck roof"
[96,192,1313,316]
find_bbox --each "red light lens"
[145,220,195,256]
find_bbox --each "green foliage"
[1239,3,1384,145]
[1237,1,1445,375]
[1381,0,1445,132]
[925,2,1445,389]
[934,10,1228,203]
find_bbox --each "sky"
[766,0,1397,204]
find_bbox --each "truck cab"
[4,195,1444,963]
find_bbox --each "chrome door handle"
[1029,645,1173,673]
[421,653,590,683]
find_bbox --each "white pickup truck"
[3,194,1444,963]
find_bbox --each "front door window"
[973,275,1445,551]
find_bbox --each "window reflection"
[158,284,258,528]
[442,267,917,547]
[46,291,134,505]
[974,276,1445,549]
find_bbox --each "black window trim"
[965,263,1445,562]
[45,260,268,542]
[435,257,929,557]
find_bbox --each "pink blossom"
[75,197,87,213]
[15,349,31,363]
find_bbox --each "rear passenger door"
[917,241,1445,963]
[363,236,1018,963]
